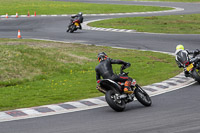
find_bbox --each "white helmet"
[79,12,83,16]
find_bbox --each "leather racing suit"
[175,49,200,77]
[70,14,84,29]
[175,49,200,68]
[95,58,132,83]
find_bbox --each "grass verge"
[0,0,172,15]
[88,14,200,34]
[0,39,181,111]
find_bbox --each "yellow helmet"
[176,44,184,50]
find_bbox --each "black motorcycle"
[97,64,152,112]
[176,51,200,83]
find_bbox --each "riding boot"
[124,81,133,94]
[79,24,82,30]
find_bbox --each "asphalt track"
[0,1,200,133]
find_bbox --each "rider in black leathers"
[67,12,84,32]
[175,44,200,77]
[95,52,133,94]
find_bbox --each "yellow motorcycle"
[67,19,81,33]
[176,50,200,83]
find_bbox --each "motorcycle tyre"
[69,29,74,33]
[105,90,126,112]
[192,69,200,83]
[68,25,74,33]
[70,25,76,33]
[135,85,152,107]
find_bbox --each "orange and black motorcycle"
[97,64,152,112]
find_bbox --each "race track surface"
[0,1,200,133]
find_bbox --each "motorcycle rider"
[95,52,134,94]
[67,12,84,32]
[175,44,200,77]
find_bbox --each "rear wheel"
[105,90,126,112]
[192,68,200,83]
[135,85,152,106]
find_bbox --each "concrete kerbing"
[0,72,195,123]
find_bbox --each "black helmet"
[97,52,107,62]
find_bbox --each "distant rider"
[67,12,84,32]
[95,52,133,94]
[175,44,200,77]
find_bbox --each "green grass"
[124,0,200,2]
[88,14,200,34]
[0,0,172,15]
[0,39,181,111]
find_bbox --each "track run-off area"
[0,0,200,133]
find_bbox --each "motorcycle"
[66,18,81,33]
[97,64,152,112]
[176,51,200,83]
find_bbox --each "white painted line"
[82,98,106,105]
[126,30,133,32]
[112,29,119,31]
[105,28,112,31]
[150,81,196,97]
[118,29,126,32]
[45,105,66,111]
[145,85,162,91]
[95,28,101,30]
[0,112,13,119]
[17,108,41,115]
[154,82,173,87]
[65,102,88,108]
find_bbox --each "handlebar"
[120,63,131,74]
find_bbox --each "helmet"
[78,12,82,15]
[176,44,184,50]
[97,52,107,62]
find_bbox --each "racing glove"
[193,49,200,57]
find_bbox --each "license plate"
[186,63,194,71]
[75,22,79,26]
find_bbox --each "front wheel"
[191,68,200,83]
[135,85,152,106]
[105,90,126,112]
[71,25,77,33]
[68,25,76,33]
